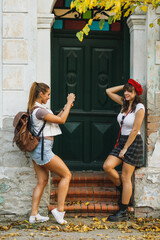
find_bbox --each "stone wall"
[0,0,50,221]
[2,0,37,115]
[0,119,50,221]
[134,7,160,218]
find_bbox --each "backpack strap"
[13,112,28,128]
[41,126,45,161]
[30,106,46,161]
[37,121,46,137]
[37,121,46,161]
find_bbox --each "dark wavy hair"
[121,83,143,113]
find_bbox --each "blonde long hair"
[27,82,49,112]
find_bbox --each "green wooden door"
[51,27,130,170]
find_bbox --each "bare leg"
[44,155,72,212]
[121,162,135,205]
[103,155,122,186]
[31,161,49,216]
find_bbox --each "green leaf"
[149,23,154,28]
[76,31,84,42]
[130,6,137,14]
[99,19,105,30]
[108,15,114,24]
[83,24,90,36]
[157,18,160,26]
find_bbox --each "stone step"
[49,171,134,217]
[48,203,134,217]
[51,171,115,188]
[50,187,119,203]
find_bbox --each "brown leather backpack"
[13,109,46,153]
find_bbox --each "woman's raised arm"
[106,85,124,105]
[44,93,75,124]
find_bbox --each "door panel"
[92,46,122,110]
[61,47,84,110]
[91,121,115,161]
[51,30,129,170]
[58,121,84,162]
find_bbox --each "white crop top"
[31,102,62,137]
[117,103,145,135]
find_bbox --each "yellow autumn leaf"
[124,1,131,9]
[157,18,160,26]
[105,0,115,11]
[83,24,90,35]
[93,217,100,221]
[1,226,9,230]
[140,5,148,12]
[102,217,108,222]
[113,11,122,22]
[88,18,93,26]
[76,31,84,42]
[124,8,131,18]
[85,0,90,7]
[70,1,75,9]
[115,0,121,9]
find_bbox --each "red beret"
[128,79,143,95]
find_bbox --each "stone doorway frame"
[36,0,56,86]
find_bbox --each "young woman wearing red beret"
[103,79,145,222]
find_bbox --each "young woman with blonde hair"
[28,82,75,225]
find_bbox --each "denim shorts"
[29,139,55,165]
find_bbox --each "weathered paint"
[0,183,10,193]
[0,197,4,204]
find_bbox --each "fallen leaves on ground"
[85,202,90,206]
[0,232,21,239]
[0,216,160,240]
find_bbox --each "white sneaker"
[29,213,49,224]
[51,208,67,225]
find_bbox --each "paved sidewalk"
[0,216,160,240]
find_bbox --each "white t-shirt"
[31,102,62,137]
[117,103,145,135]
